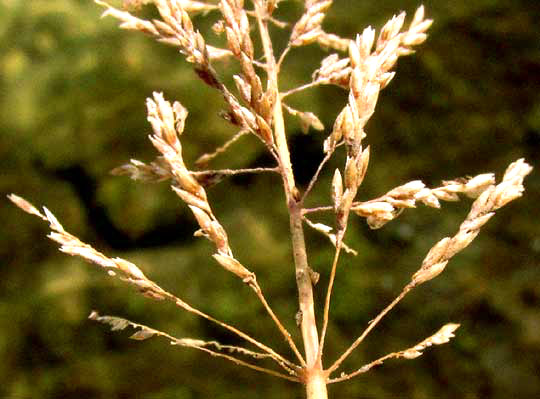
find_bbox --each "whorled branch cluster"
[8,193,302,380]
[324,159,531,380]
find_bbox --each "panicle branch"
[352,172,496,229]
[327,159,532,375]
[323,6,432,153]
[302,171,498,220]
[303,217,358,256]
[288,5,432,99]
[122,0,219,15]
[146,91,305,365]
[89,311,301,382]
[95,0,277,153]
[289,0,333,48]
[317,5,433,367]
[216,0,289,156]
[283,103,325,134]
[410,159,532,286]
[96,0,229,62]
[328,323,460,383]
[8,194,300,374]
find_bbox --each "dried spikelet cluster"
[7,194,166,301]
[9,1,532,398]
[288,0,347,51]
[310,6,431,91]
[411,159,532,286]
[144,93,232,258]
[350,172,495,228]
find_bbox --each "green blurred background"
[1,0,539,398]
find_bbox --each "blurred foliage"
[1,0,539,398]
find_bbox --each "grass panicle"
[9,2,532,398]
